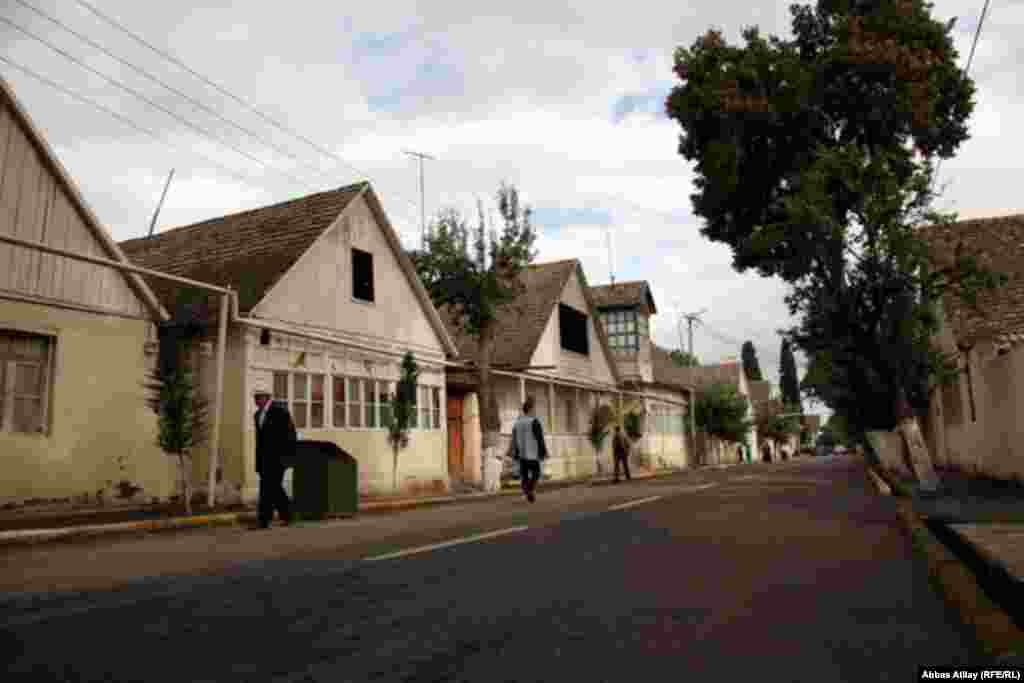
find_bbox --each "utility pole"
[682,308,707,360]
[147,169,175,238]
[402,149,435,247]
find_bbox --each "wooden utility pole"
[402,150,435,247]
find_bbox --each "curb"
[0,469,687,549]
[867,464,1023,661]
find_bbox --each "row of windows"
[271,371,441,430]
[601,308,649,352]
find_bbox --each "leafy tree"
[589,403,617,475]
[695,382,751,449]
[741,341,763,381]
[756,401,802,458]
[779,339,801,408]
[386,351,419,494]
[409,183,538,470]
[670,349,700,367]
[623,410,643,441]
[666,0,1003,466]
[144,366,208,515]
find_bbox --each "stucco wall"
[0,298,176,504]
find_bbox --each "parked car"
[832,445,848,456]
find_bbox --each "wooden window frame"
[332,375,346,428]
[0,328,56,436]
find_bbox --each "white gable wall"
[253,195,444,359]
[530,270,615,385]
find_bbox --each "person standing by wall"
[612,425,632,483]
[510,396,548,503]
[253,384,296,528]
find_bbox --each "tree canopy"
[666,0,1003,438]
[741,341,763,381]
[779,339,801,408]
[695,382,751,444]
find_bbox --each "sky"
[1,0,1019,420]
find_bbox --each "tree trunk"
[894,387,940,489]
[478,322,502,481]
[178,453,192,516]
[392,447,399,495]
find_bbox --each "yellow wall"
[0,298,175,504]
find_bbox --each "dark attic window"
[352,248,375,302]
[559,303,589,355]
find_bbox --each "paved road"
[2,455,982,681]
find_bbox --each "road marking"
[362,525,529,562]
[608,495,663,511]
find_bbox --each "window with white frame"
[431,386,441,429]
[601,308,640,352]
[418,386,431,429]
[269,371,325,429]
[332,375,346,427]
[364,379,379,428]
[0,330,54,435]
[347,377,363,427]
[380,381,394,428]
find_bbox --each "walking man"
[253,383,296,528]
[511,396,548,503]
[612,425,632,483]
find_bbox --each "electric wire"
[0,14,320,191]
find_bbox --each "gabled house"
[444,260,636,484]
[0,76,173,505]
[919,213,1024,482]
[120,182,459,500]
[585,281,694,469]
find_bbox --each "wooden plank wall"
[0,99,147,318]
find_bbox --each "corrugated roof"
[589,281,657,313]
[918,213,1024,350]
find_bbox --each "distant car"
[832,446,848,456]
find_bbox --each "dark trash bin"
[285,440,358,521]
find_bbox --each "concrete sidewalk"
[867,464,1024,663]
[0,468,681,548]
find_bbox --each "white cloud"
[2,0,1016,420]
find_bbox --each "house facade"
[588,281,694,470]
[444,261,688,485]
[0,76,175,505]
[920,213,1024,482]
[121,182,459,501]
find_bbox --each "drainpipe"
[207,290,230,508]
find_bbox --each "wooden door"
[447,393,464,479]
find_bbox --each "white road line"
[362,525,529,562]
[608,495,663,511]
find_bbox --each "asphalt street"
[1,455,982,681]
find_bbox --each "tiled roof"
[441,260,579,369]
[441,260,619,382]
[918,213,1024,350]
[120,183,366,319]
[649,345,698,391]
[662,353,743,391]
[588,281,657,313]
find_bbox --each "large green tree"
[741,340,763,381]
[694,382,751,455]
[666,0,1002,458]
[779,339,801,408]
[409,183,538,471]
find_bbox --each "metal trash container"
[287,440,358,521]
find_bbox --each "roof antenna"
[605,225,615,286]
[147,168,175,238]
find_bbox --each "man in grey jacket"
[510,396,548,503]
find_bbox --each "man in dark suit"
[254,386,296,528]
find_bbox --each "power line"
[0,14,320,191]
[11,0,348,189]
[0,54,292,193]
[69,0,421,211]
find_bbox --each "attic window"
[352,248,375,302]
[559,304,589,355]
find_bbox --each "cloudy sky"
[1,0,1017,417]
